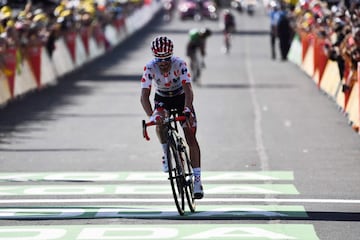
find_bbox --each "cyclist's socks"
[193,167,201,182]
[161,143,168,156]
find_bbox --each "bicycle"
[142,109,196,215]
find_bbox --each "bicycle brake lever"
[142,120,150,141]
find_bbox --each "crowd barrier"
[288,32,360,133]
[0,0,162,107]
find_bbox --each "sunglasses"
[155,57,172,63]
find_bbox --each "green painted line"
[0,171,294,182]
[0,205,308,220]
[0,184,299,195]
[202,171,294,181]
[0,224,320,239]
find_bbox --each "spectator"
[340,27,360,95]
[274,2,292,60]
[269,0,279,59]
[323,17,346,81]
[0,0,141,66]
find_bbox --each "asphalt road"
[0,5,360,240]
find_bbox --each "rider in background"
[222,9,235,53]
[186,28,212,70]
[140,36,204,199]
[162,0,175,21]
[223,9,235,34]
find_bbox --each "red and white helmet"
[151,36,174,59]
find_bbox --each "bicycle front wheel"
[179,139,196,212]
[167,137,185,215]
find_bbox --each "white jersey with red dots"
[141,56,191,97]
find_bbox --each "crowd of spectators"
[277,0,360,94]
[0,0,144,74]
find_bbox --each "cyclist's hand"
[183,106,192,117]
[149,114,163,125]
[183,107,195,127]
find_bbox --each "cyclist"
[140,36,204,199]
[222,9,235,53]
[186,28,212,71]
[223,9,235,33]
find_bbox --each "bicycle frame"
[142,110,196,215]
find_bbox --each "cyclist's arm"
[200,41,206,56]
[183,82,194,110]
[186,42,191,57]
[140,88,153,117]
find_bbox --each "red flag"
[27,45,42,88]
[4,47,17,97]
[65,31,76,63]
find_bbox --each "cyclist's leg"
[223,30,230,53]
[183,126,203,199]
[155,118,169,172]
[183,126,200,168]
[181,110,203,199]
[174,95,200,170]
[153,99,168,143]
[154,96,171,172]
[189,54,196,72]
[195,49,201,78]
[171,95,201,171]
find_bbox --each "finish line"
[0,198,360,204]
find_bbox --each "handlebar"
[142,115,186,141]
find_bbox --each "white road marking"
[245,36,269,172]
[0,198,359,204]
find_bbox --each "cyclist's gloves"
[149,115,157,122]
[183,107,195,119]
[183,107,192,117]
[149,113,163,124]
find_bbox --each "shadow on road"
[0,13,165,137]
[0,209,359,221]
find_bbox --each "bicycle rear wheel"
[179,143,196,212]
[167,137,186,215]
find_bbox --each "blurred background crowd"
[285,0,360,96]
[0,0,144,73]
[0,0,360,90]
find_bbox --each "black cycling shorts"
[154,93,185,116]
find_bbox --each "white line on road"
[0,198,359,204]
[245,35,269,172]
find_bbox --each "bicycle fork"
[176,137,194,188]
